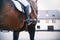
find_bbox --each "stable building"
[36,10,60,31]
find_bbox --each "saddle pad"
[12,0,24,12]
[12,0,31,14]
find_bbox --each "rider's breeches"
[24,5,31,19]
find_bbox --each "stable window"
[37,26,40,29]
[37,20,40,23]
[52,19,56,23]
[48,26,54,31]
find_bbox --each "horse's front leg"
[13,31,20,40]
[28,24,35,40]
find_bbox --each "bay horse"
[0,0,38,40]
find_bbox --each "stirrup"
[27,22,32,25]
[25,19,32,25]
[30,19,37,21]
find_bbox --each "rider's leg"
[25,5,32,25]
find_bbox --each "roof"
[37,10,60,19]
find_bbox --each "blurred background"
[0,0,60,40]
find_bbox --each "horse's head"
[25,0,38,30]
